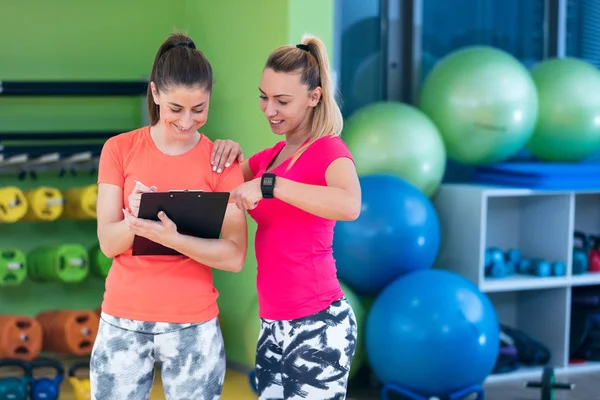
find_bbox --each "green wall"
[0,0,185,317]
[184,0,335,367]
[0,0,334,367]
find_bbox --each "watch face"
[263,176,274,186]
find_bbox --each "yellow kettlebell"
[68,362,91,399]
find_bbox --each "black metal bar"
[544,0,567,58]
[0,81,148,96]
[1,144,104,158]
[0,131,121,141]
[382,0,422,104]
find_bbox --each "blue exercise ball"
[333,174,440,295]
[366,269,500,398]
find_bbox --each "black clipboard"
[131,190,230,256]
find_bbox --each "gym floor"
[346,372,600,400]
[4,361,598,399]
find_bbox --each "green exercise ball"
[342,101,446,197]
[526,57,600,161]
[243,297,260,367]
[419,46,538,165]
[340,281,366,380]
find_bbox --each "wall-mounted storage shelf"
[433,183,600,383]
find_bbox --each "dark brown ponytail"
[146,33,213,125]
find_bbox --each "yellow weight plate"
[62,185,97,220]
[23,186,64,222]
[0,186,29,223]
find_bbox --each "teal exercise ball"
[418,46,538,165]
[525,57,600,162]
[342,102,446,197]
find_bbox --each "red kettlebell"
[588,235,600,272]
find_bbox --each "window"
[334,0,384,118]
[421,0,546,84]
[566,0,600,68]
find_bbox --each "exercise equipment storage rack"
[0,79,148,173]
[0,80,147,97]
[432,183,600,383]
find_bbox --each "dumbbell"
[0,359,29,400]
[22,187,64,222]
[515,257,565,277]
[525,366,573,400]
[28,358,64,400]
[530,259,552,277]
[484,247,506,278]
[551,261,566,277]
[504,248,522,276]
[0,187,29,223]
[517,258,532,274]
[0,249,27,287]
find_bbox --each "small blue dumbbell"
[531,259,551,278]
[552,261,566,277]
[517,258,532,274]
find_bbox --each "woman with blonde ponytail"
[211,34,361,399]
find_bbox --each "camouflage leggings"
[90,312,226,400]
[254,298,358,400]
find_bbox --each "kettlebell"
[573,231,590,275]
[588,235,600,272]
[68,362,91,400]
[0,359,29,400]
[29,358,64,400]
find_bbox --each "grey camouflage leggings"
[90,312,226,400]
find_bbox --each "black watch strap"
[261,173,276,198]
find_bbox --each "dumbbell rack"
[0,79,147,315]
[433,183,600,383]
[0,80,149,173]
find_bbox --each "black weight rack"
[0,80,149,174]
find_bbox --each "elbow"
[229,261,245,273]
[340,200,361,221]
[226,247,247,273]
[99,241,119,259]
[231,251,246,273]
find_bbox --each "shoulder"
[313,135,351,151]
[104,126,150,150]
[307,135,353,160]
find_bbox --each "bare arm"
[274,157,361,221]
[96,183,134,258]
[241,160,254,182]
[163,204,248,272]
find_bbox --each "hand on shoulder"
[211,139,244,173]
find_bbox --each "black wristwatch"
[261,173,276,198]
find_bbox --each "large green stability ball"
[342,101,446,197]
[418,46,539,165]
[526,57,600,162]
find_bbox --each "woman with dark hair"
[90,33,248,399]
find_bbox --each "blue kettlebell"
[0,359,29,400]
[28,358,64,400]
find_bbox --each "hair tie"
[176,40,195,49]
[296,44,310,52]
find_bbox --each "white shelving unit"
[432,183,600,384]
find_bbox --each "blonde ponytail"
[301,34,344,140]
[264,34,343,168]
